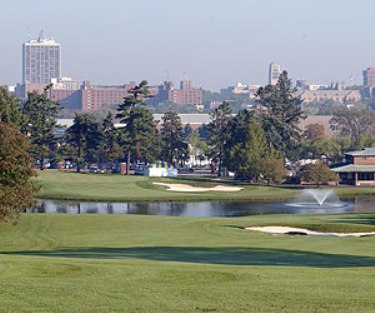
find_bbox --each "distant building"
[297,90,361,104]
[363,67,375,97]
[296,80,328,91]
[22,36,61,84]
[363,67,375,87]
[269,63,281,85]
[168,80,203,107]
[16,80,138,111]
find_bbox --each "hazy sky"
[0,0,374,91]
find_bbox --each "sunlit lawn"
[0,213,375,312]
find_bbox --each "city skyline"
[1,0,374,90]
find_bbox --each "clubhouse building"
[332,148,375,186]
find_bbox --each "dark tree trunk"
[126,151,131,175]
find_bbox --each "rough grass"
[0,213,375,312]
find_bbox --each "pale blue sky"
[0,0,373,90]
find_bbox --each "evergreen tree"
[0,122,37,223]
[116,81,159,174]
[64,113,101,172]
[22,85,61,170]
[98,112,122,171]
[183,123,193,140]
[160,111,187,164]
[0,86,27,128]
[226,109,253,170]
[229,120,268,181]
[207,101,233,176]
[257,71,305,159]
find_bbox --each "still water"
[28,196,375,217]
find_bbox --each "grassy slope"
[1,213,375,312]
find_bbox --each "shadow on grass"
[3,246,375,268]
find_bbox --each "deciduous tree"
[0,122,37,223]
[330,106,375,149]
[301,162,337,187]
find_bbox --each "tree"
[257,71,306,159]
[22,86,61,170]
[183,123,193,139]
[303,123,325,140]
[98,112,122,170]
[64,113,101,172]
[116,81,160,174]
[229,120,268,181]
[260,148,285,185]
[188,132,208,166]
[225,109,253,166]
[330,106,375,149]
[0,86,27,128]
[301,162,337,187]
[160,111,187,164]
[207,101,233,176]
[0,122,37,223]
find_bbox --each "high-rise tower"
[22,34,61,84]
[269,63,281,85]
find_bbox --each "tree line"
[2,71,375,221]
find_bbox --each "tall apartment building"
[269,63,281,85]
[22,36,61,84]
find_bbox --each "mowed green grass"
[34,171,375,202]
[34,170,298,202]
[1,213,375,312]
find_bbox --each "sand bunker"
[246,226,375,237]
[153,182,243,192]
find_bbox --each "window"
[358,172,374,181]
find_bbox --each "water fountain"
[286,188,351,211]
[303,189,334,206]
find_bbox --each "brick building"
[332,148,375,186]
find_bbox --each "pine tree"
[64,113,101,172]
[0,86,27,128]
[160,111,187,164]
[98,112,122,171]
[207,101,233,176]
[116,81,159,174]
[257,71,305,159]
[22,85,61,170]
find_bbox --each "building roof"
[345,148,375,157]
[332,164,375,173]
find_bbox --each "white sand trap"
[153,182,243,192]
[246,226,375,237]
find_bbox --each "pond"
[28,196,375,217]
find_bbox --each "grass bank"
[0,213,375,312]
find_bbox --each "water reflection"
[27,196,375,217]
